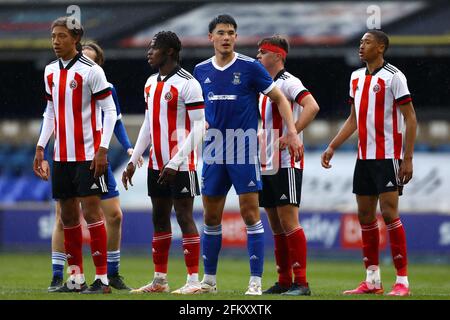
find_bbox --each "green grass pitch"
[1,252,449,300]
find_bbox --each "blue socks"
[246,220,265,277]
[51,251,66,279]
[202,224,222,276]
[107,250,121,276]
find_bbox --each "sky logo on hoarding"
[439,222,450,246]
[302,215,340,248]
[38,211,55,239]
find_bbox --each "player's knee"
[279,217,298,233]
[204,215,222,227]
[60,215,79,227]
[175,211,193,226]
[381,211,399,225]
[105,208,122,227]
[152,214,171,231]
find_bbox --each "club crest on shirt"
[164,92,173,101]
[69,79,78,90]
[373,84,381,93]
[232,72,241,85]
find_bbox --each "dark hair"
[82,41,105,66]
[257,35,289,61]
[151,31,182,63]
[51,16,84,52]
[366,29,389,55]
[208,14,237,33]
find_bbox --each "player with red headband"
[257,36,320,296]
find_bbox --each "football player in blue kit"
[193,14,302,295]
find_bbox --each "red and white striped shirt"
[259,69,310,171]
[143,67,204,171]
[349,62,412,160]
[42,53,115,162]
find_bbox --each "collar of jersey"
[365,60,387,76]
[211,52,238,71]
[157,65,181,82]
[274,69,286,82]
[59,53,82,70]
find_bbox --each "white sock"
[95,274,109,285]
[249,276,262,286]
[69,272,85,285]
[396,276,409,287]
[366,265,381,287]
[154,272,167,279]
[187,273,199,283]
[203,274,216,285]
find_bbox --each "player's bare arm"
[321,103,357,169]
[267,85,303,159]
[397,101,417,185]
[294,94,320,133]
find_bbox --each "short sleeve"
[251,61,275,94]
[285,76,310,105]
[44,67,53,101]
[89,65,112,100]
[348,74,359,105]
[144,80,152,108]
[391,72,412,105]
[182,78,204,110]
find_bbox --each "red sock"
[182,234,200,275]
[361,220,380,268]
[286,227,308,286]
[152,232,172,273]
[273,233,291,287]
[87,220,107,275]
[387,218,408,276]
[63,224,84,275]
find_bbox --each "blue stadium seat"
[435,144,450,152]
[414,143,432,152]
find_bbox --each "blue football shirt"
[194,53,274,162]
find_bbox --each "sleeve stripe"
[93,88,112,100]
[295,90,310,104]
[396,94,412,105]
[262,82,276,95]
[186,104,205,110]
[185,101,204,107]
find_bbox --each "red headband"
[259,43,287,59]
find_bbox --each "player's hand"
[122,162,136,190]
[40,160,50,181]
[280,130,303,161]
[91,147,108,178]
[127,148,144,168]
[398,157,413,185]
[33,146,50,180]
[321,146,334,169]
[157,165,177,186]
[205,121,209,130]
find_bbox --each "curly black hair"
[152,31,182,63]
